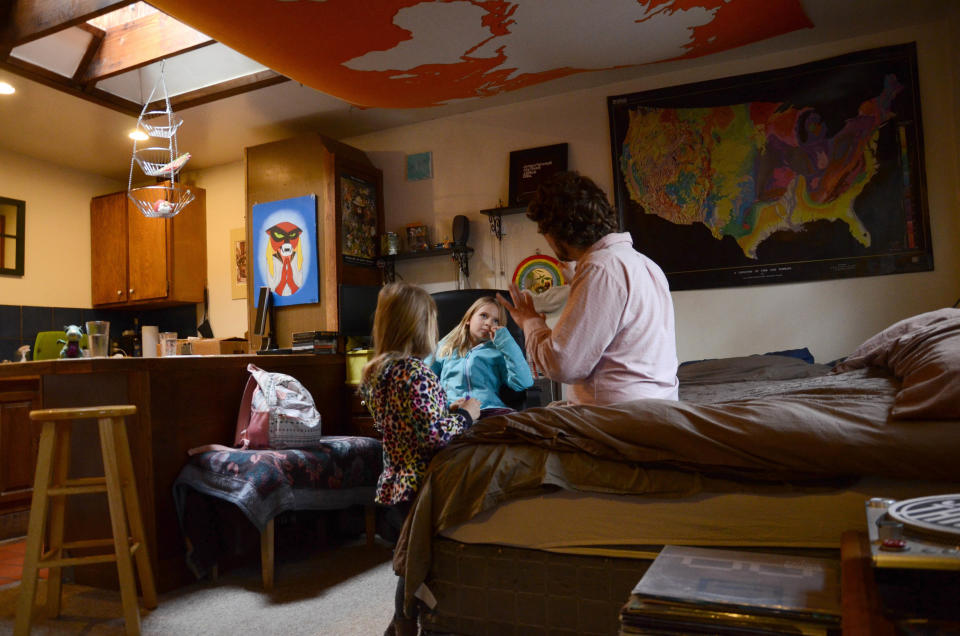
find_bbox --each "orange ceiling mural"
[148,0,812,109]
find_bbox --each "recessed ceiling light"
[128,130,149,141]
[0,82,15,95]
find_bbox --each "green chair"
[33,331,88,360]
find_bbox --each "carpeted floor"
[0,538,397,635]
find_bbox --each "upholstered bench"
[172,436,383,590]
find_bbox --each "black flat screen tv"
[253,285,275,351]
[338,284,381,342]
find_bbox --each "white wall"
[342,19,960,364]
[0,147,121,308]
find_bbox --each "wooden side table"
[840,531,896,635]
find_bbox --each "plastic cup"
[160,332,178,357]
[86,321,110,357]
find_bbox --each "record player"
[865,494,960,569]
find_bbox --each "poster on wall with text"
[608,43,932,290]
[251,194,319,307]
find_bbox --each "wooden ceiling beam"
[72,24,106,88]
[0,0,135,49]
[171,71,290,112]
[78,11,213,82]
[0,56,141,116]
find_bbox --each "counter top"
[0,353,344,377]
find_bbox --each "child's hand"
[451,397,481,421]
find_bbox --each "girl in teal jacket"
[426,296,534,415]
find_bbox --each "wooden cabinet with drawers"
[348,389,380,439]
[0,375,42,536]
[90,188,206,308]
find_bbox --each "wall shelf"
[379,246,474,282]
[480,205,526,240]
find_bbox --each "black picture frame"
[608,43,932,291]
[0,196,25,277]
[339,172,379,266]
[508,143,568,207]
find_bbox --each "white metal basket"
[133,147,189,177]
[128,61,194,218]
[138,110,183,138]
[127,184,195,219]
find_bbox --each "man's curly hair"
[525,171,619,247]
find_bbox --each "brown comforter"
[394,361,959,611]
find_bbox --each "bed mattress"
[440,478,959,558]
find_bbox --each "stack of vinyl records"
[620,546,841,635]
[291,331,338,354]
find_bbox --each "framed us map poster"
[608,43,932,291]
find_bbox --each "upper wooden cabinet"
[90,189,207,308]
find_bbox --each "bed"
[392,309,960,635]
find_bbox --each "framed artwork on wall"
[608,43,932,291]
[340,173,379,266]
[406,151,433,181]
[508,143,568,207]
[251,194,319,307]
[229,227,247,299]
[405,223,429,252]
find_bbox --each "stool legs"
[45,420,72,618]
[14,420,58,636]
[15,406,153,636]
[99,416,145,632]
[110,419,157,610]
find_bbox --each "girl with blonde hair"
[359,282,479,636]
[426,295,533,417]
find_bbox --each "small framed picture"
[406,151,433,181]
[405,223,429,252]
[508,143,568,206]
[229,227,247,299]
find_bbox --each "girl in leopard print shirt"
[359,282,479,636]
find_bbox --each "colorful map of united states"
[619,75,902,258]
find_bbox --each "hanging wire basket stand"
[128,61,193,218]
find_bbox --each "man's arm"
[521,263,622,383]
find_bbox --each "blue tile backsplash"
[0,304,199,362]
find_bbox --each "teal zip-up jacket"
[425,328,534,410]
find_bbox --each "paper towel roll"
[142,326,159,358]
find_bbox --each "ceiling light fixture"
[0,81,15,95]
[128,130,149,141]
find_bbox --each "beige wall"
[0,147,121,308]
[181,164,250,339]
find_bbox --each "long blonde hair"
[361,282,438,385]
[436,296,506,358]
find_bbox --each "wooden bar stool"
[14,405,157,636]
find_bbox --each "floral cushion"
[173,436,383,533]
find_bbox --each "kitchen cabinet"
[90,188,206,307]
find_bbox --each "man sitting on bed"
[498,170,679,405]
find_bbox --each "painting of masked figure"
[251,194,319,307]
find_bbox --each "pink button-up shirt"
[523,232,679,405]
